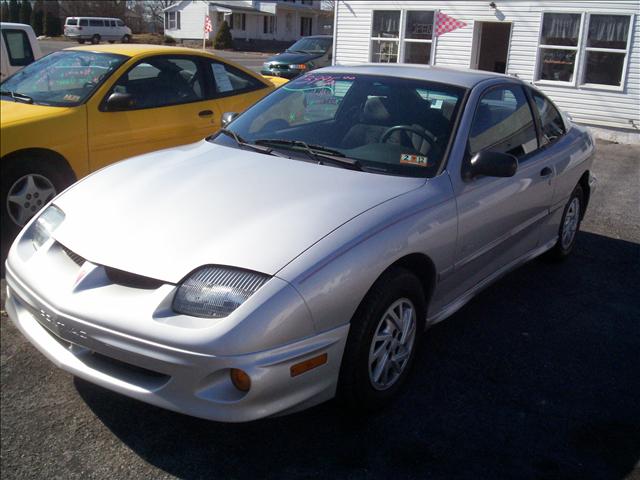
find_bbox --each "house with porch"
[164,0,331,49]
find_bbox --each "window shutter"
[242,13,246,30]
[164,12,168,29]
[177,11,181,29]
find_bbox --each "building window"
[165,11,180,30]
[370,11,400,63]
[301,17,312,36]
[536,12,633,89]
[536,12,582,83]
[263,15,275,34]
[370,10,436,64]
[582,14,632,87]
[231,13,246,31]
[403,11,434,63]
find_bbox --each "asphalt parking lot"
[1,140,639,480]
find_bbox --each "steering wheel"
[380,125,437,149]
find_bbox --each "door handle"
[540,167,553,177]
[198,110,213,117]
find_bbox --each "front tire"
[1,155,75,262]
[77,39,85,44]
[338,267,426,412]
[121,34,131,43]
[91,34,100,44]
[546,184,584,261]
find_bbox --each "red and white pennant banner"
[435,12,467,36]
[204,15,212,33]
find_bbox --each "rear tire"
[1,154,75,264]
[91,34,100,44]
[338,267,426,412]
[77,39,85,44]
[545,184,584,262]
[121,34,131,43]
[108,40,115,44]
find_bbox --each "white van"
[0,22,42,81]
[64,17,132,44]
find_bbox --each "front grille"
[62,245,85,266]
[104,266,164,290]
[58,242,164,289]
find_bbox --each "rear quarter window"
[2,29,35,67]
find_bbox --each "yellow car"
[0,44,287,251]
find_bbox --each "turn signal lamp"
[290,353,328,377]
[230,368,251,392]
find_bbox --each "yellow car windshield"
[1,50,126,107]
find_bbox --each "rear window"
[89,19,103,27]
[66,18,78,26]
[1,29,35,67]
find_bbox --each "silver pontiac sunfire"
[5,65,596,422]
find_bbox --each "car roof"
[66,44,210,58]
[66,16,122,19]
[0,22,34,29]
[318,63,513,89]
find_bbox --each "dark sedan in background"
[261,35,333,79]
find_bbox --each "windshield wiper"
[218,129,288,158]
[0,90,34,104]
[254,139,363,171]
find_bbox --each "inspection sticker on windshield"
[400,154,428,167]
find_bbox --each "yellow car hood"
[0,100,72,126]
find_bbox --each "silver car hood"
[53,141,425,283]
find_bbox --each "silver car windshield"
[218,73,466,177]
[1,51,126,106]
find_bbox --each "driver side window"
[110,56,204,110]
[469,85,538,159]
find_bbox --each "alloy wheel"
[368,298,417,391]
[561,197,580,249]
[6,174,57,227]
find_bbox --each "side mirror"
[221,111,239,128]
[105,92,134,111]
[466,150,518,179]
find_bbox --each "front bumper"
[5,264,349,422]
[260,68,303,79]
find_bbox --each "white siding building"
[333,1,640,143]
[164,0,330,45]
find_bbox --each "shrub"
[163,34,176,44]
[214,20,232,49]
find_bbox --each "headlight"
[31,205,65,250]
[290,64,308,70]
[173,266,270,318]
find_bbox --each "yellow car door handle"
[198,110,214,117]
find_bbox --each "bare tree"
[145,0,174,33]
